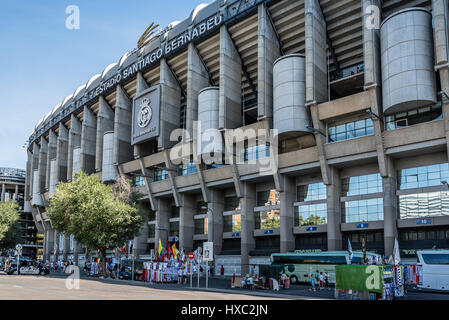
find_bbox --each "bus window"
[422,254,449,265]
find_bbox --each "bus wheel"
[290,275,298,285]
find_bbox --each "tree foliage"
[0,201,22,251]
[48,172,143,254]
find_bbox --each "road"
[0,274,291,300]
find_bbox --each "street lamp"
[365,108,382,121]
[306,126,334,143]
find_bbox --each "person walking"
[309,274,316,291]
[220,265,224,277]
[324,271,330,290]
[319,272,324,290]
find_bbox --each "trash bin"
[284,279,290,289]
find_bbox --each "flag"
[166,246,171,259]
[158,239,163,258]
[388,254,393,265]
[393,238,401,266]
[172,243,178,260]
[361,237,367,264]
[347,238,353,264]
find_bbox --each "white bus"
[417,250,449,291]
[270,251,381,285]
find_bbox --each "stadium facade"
[25,0,449,273]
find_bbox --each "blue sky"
[0,0,207,170]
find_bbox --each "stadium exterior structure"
[1,168,41,258]
[26,0,449,274]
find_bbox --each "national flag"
[361,237,367,264]
[393,238,401,266]
[158,239,163,258]
[172,243,178,260]
[347,238,353,264]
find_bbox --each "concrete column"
[383,157,398,256]
[326,166,342,251]
[362,0,382,89]
[46,130,57,190]
[113,84,133,166]
[155,198,170,254]
[44,228,55,262]
[187,43,210,139]
[56,123,69,183]
[80,105,97,174]
[63,235,70,262]
[208,189,224,255]
[257,3,281,124]
[159,58,181,151]
[1,184,5,202]
[13,185,18,202]
[67,114,81,181]
[219,25,242,130]
[133,201,150,256]
[30,142,39,197]
[38,136,48,194]
[24,150,32,211]
[95,96,114,172]
[241,182,256,276]
[134,72,150,158]
[305,0,328,105]
[180,194,195,253]
[280,176,295,252]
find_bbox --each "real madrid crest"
[138,98,152,128]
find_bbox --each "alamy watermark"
[65,265,80,290]
[365,4,380,30]
[66,5,80,30]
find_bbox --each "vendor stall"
[335,265,405,300]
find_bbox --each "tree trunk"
[100,248,106,278]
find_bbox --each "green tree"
[48,171,143,276]
[0,201,22,253]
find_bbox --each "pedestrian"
[309,274,315,291]
[319,272,324,290]
[324,271,330,290]
[220,265,224,277]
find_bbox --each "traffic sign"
[188,252,194,260]
[203,242,213,262]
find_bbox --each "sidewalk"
[49,272,333,300]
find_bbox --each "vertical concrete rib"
[96,96,114,172]
[56,122,69,183]
[257,3,281,125]
[133,202,149,256]
[67,114,81,181]
[114,84,133,166]
[134,72,150,158]
[326,166,342,251]
[187,43,210,139]
[38,136,48,194]
[241,182,256,275]
[280,176,295,252]
[155,198,170,254]
[46,130,57,190]
[383,157,398,256]
[180,194,195,253]
[159,58,181,151]
[219,25,242,130]
[208,189,224,254]
[80,105,97,174]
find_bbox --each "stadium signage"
[131,85,161,145]
[86,13,223,102]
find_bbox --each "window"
[257,190,280,207]
[194,218,208,235]
[171,206,180,218]
[422,254,449,265]
[169,221,179,237]
[386,103,443,131]
[242,143,269,162]
[341,173,382,196]
[148,224,155,238]
[297,183,327,202]
[223,214,241,233]
[153,168,168,182]
[328,118,374,143]
[398,163,449,190]
[295,203,327,226]
[224,196,241,212]
[342,198,384,223]
[399,191,449,219]
[178,162,197,176]
[255,209,280,230]
[131,175,145,187]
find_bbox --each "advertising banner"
[335,265,384,293]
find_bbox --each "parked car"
[5,259,49,276]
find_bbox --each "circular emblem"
[138,98,152,128]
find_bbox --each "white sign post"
[16,244,22,275]
[203,242,214,289]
